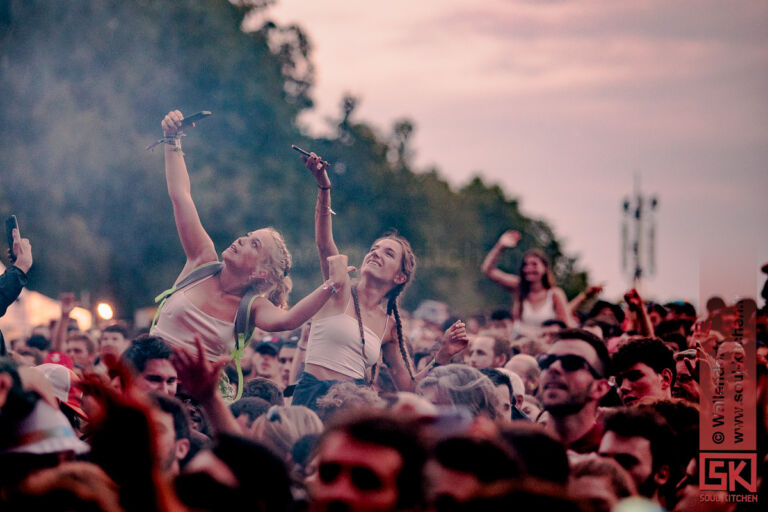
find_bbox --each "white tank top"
[305,299,388,379]
[151,275,236,361]
[515,288,556,336]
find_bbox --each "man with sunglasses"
[539,328,611,453]
[308,414,427,512]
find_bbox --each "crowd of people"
[1,111,767,511]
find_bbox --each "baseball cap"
[35,363,87,419]
[253,341,279,357]
[0,400,90,455]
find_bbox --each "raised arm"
[250,254,351,332]
[480,230,522,291]
[625,288,654,337]
[305,153,339,280]
[161,110,217,277]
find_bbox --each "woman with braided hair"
[292,152,468,409]
[151,111,349,366]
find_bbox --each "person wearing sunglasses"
[538,328,611,453]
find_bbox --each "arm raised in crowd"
[481,230,522,291]
[161,110,218,279]
[250,254,353,333]
[0,228,32,317]
[172,336,243,436]
[305,152,339,280]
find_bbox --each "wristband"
[318,185,331,190]
[322,280,339,294]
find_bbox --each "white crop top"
[151,275,236,361]
[515,288,556,336]
[305,303,388,380]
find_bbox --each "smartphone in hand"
[291,145,311,158]
[180,111,212,128]
[5,215,18,263]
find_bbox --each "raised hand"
[623,288,644,311]
[59,292,77,317]
[326,254,354,289]
[171,336,228,403]
[161,110,185,137]
[10,228,32,273]
[436,320,468,363]
[305,152,331,187]
[585,284,604,299]
[497,230,521,249]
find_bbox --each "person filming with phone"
[1,221,32,355]
[1,222,32,317]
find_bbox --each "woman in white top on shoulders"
[481,230,575,336]
[291,152,468,409]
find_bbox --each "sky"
[250,0,768,307]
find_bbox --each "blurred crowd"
[1,233,767,512]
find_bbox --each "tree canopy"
[0,0,586,321]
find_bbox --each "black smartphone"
[5,215,18,263]
[291,145,311,158]
[181,111,212,128]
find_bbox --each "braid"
[351,285,369,378]
[389,296,415,381]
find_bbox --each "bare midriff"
[304,362,358,382]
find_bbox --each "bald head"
[505,354,541,395]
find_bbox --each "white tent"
[0,262,91,341]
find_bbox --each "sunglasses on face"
[318,462,383,492]
[537,353,603,378]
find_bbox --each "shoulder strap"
[228,288,262,403]
[150,261,224,329]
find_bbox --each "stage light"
[96,302,114,321]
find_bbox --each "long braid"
[388,296,415,381]
[351,284,374,384]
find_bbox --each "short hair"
[151,393,191,442]
[251,406,323,461]
[602,408,678,474]
[230,397,270,423]
[433,436,520,483]
[103,324,129,339]
[705,296,726,312]
[499,422,569,485]
[278,340,297,352]
[479,368,512,400]
[588,300,625,324]
[121,335,172,374]
[322,414,427,510]
[315,381,385,423]
[416,364,501,419]
[612,337,676,385]
[492,336,512,362]
[25,334,50,351]
[242,378,284,405]
[67,333,96,355]
[490,309,513,321]
[571,456,637,498]
[553,329,612,378]
[660,333,687,353]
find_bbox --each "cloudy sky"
[253,0,768,307]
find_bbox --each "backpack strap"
[151,261,224,330]
[228,288,262,403]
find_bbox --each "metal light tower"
[621,175,658,288]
